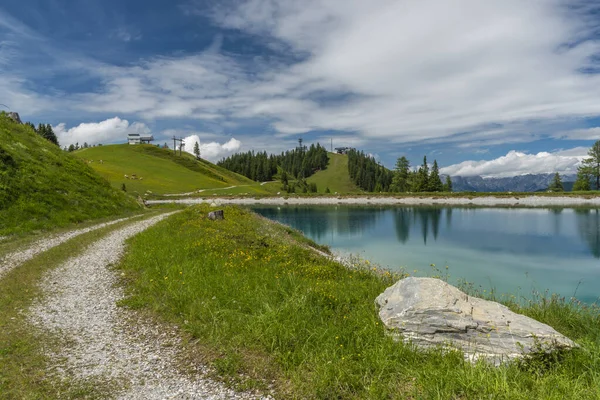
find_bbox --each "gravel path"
[148,195,600,208]
[0,215,142,280]
[29,212,266,399]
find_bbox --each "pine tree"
[574,168,592,191]
[580,140,600,190]
[428,160,443,192]
[392,156,410,192]
[548,172,564,192]
[443,175,453,192]
[68,144,75,152]
[45,124,59,146]
[193,141,201,160]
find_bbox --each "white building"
[127,133,154,145]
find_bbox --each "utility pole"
[330,138,333,153]
[172,136,184,156]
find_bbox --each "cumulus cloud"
[182,134,242,161]
[71,0,600,144]
[440,148,589,178]
[4,1,600,150]
[53,117,150,147]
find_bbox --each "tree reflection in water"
[393,207,446,245]
[575,209,600,259]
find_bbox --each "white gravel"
[29,212,267,399]
[0,215,143,280]
[148,195,600,208]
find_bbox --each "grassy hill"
[307,153,360,194]
[74,145,267,195]
[0,114,140,236]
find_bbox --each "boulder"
[208,210,224,220]
[7,112,22,124]
[375,277,577,365]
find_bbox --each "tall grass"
[118,205,600,399]
[0,114,140,236]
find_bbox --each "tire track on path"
[29,211,267,399]
[0,215,144,280]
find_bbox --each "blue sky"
[1,0,600,177]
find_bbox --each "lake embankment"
[148,195,600,207]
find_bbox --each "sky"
[1,0,600,177]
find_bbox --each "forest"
[218,142,329,182]
[348,150,451,193]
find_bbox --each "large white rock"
[375,277,577,364]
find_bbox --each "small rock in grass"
[207,210,224,220]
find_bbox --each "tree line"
[24,122,59,147]
[348,150,452,192]
[347,149,394,192]
[218,142,329,182]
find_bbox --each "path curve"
[0,215,142,280]
[29,212,265,399]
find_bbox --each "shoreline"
[148,195,600,207]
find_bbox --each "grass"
[117,205,600,399]
[0,114,140,236]
[307,153,360,194]
[74,144,258,195]
[0,211,166,399]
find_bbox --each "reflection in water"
[252,205,600,303]
[394,207,445,245]
[252,206,384,241]
[575,209,600,258]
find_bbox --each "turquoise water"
[252,206,600,304]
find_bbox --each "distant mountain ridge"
[449,173,577,192]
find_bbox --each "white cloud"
[4,1,600,150]
[552,127,600,140]
[182,134,242,161]
[441,148,589,178]
[53,117,150,147]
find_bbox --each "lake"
[252,206,600,304]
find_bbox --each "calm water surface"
[252,206,600,304]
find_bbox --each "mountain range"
[449,174,576,193]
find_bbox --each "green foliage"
[0,115,139,235]
[193,141,201,160]
[34,123,59,146]
[347,149,393,192]
[548,173,565,192]
[428,160,444,192]
[218,143,329,182]
[118,206,600,399]
[391,156,410,192]
[578,140,600,190]
[443,175,453,192]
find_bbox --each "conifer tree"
[193,141,201,160]
[392,156,410,192]
[428,160,444,192]
[443,175,453,192]
[579,140,600,190]
[548,172,564,192]
[573,169,592,191]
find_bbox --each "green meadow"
[116,205,600,399]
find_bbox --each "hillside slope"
[75,145,260,195]
[307,153,360,193]
[0,114,139,235]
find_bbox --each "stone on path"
[375,277,577,365]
